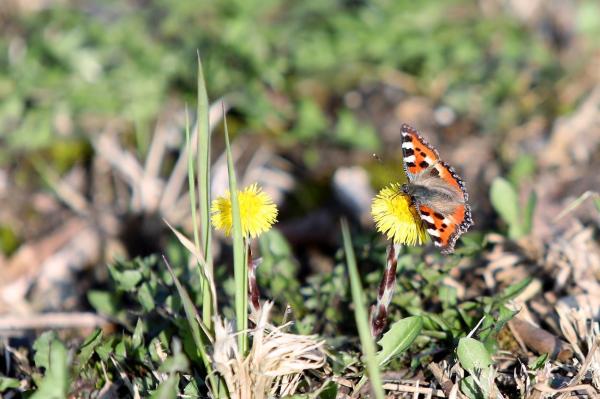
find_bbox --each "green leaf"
[0,376,20,391]
[522,190,537,235]
[341,219,384,399]
[138,282,155,311]
[76,329,102,371]
[460,375,481,399]
[31,338,69,399]
[109,267,143,291]
[184,379,200,395]
[161,256,216,389]
[529,353,548,370]
[33,331,56,370]
[499,277,532,301]
[508,154,535,186]
[158,353,189,373]
[150,374,179,399]
[132,318,145,349]
[375,316,422,367]
[457,337,493,371]
[95,338,115,362]
[87,290,119,317]
[490,177,520,237]
[457,337,494,398]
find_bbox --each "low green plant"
[490,176,536,239]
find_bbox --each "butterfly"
[400,124,473,254]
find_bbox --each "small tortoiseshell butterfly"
[400,124,473,254]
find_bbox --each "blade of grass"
[341,219,384,399]
[163,219,216,331]
[196,53,214,328]
[223,106,248,353]
[184,107,208,312]
[161,255,219,394]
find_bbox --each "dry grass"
[212,301,326,398]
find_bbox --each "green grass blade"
[341,219,384,399]
[196,54,214,327]
[223,109,248,353]
[161,255,218,394]
[185,108,214,334]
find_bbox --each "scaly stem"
[370,243,401,337]
[247,244,261,314]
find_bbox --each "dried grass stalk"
[212,301,326,399]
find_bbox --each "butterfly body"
[400,124,473,254]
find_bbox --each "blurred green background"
[1,0,599,254]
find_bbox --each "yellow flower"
[371,183,428,246]
[211,183,278,239]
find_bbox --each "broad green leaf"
[33,331,56,370]
[375,316,422,367]
[457,337,493,371]
[31,338,69,399]
[457,337,494,398]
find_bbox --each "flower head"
[371,183,428,246]
[211,183,278,239]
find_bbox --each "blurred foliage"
[1,231,530,397]
[490,176,536,239]
[3,0,599,168]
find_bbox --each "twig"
[0,312,109,331]
[427,363,465,399]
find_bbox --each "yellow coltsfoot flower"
[211,183,278,239]
[371,183,428,246]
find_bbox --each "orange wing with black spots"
[400,123,473,253]
[400,124,441,178]
[417,203,471,254]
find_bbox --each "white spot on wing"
[427,228,440,237]
[421,215,434,224]
[402,142,413,149]
[404,155,415,163]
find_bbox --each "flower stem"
[247,244,261,313]
[370,243,401,337]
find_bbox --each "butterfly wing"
[418,199,472,254]
[400,123,441,180]
[401,124,473,253]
